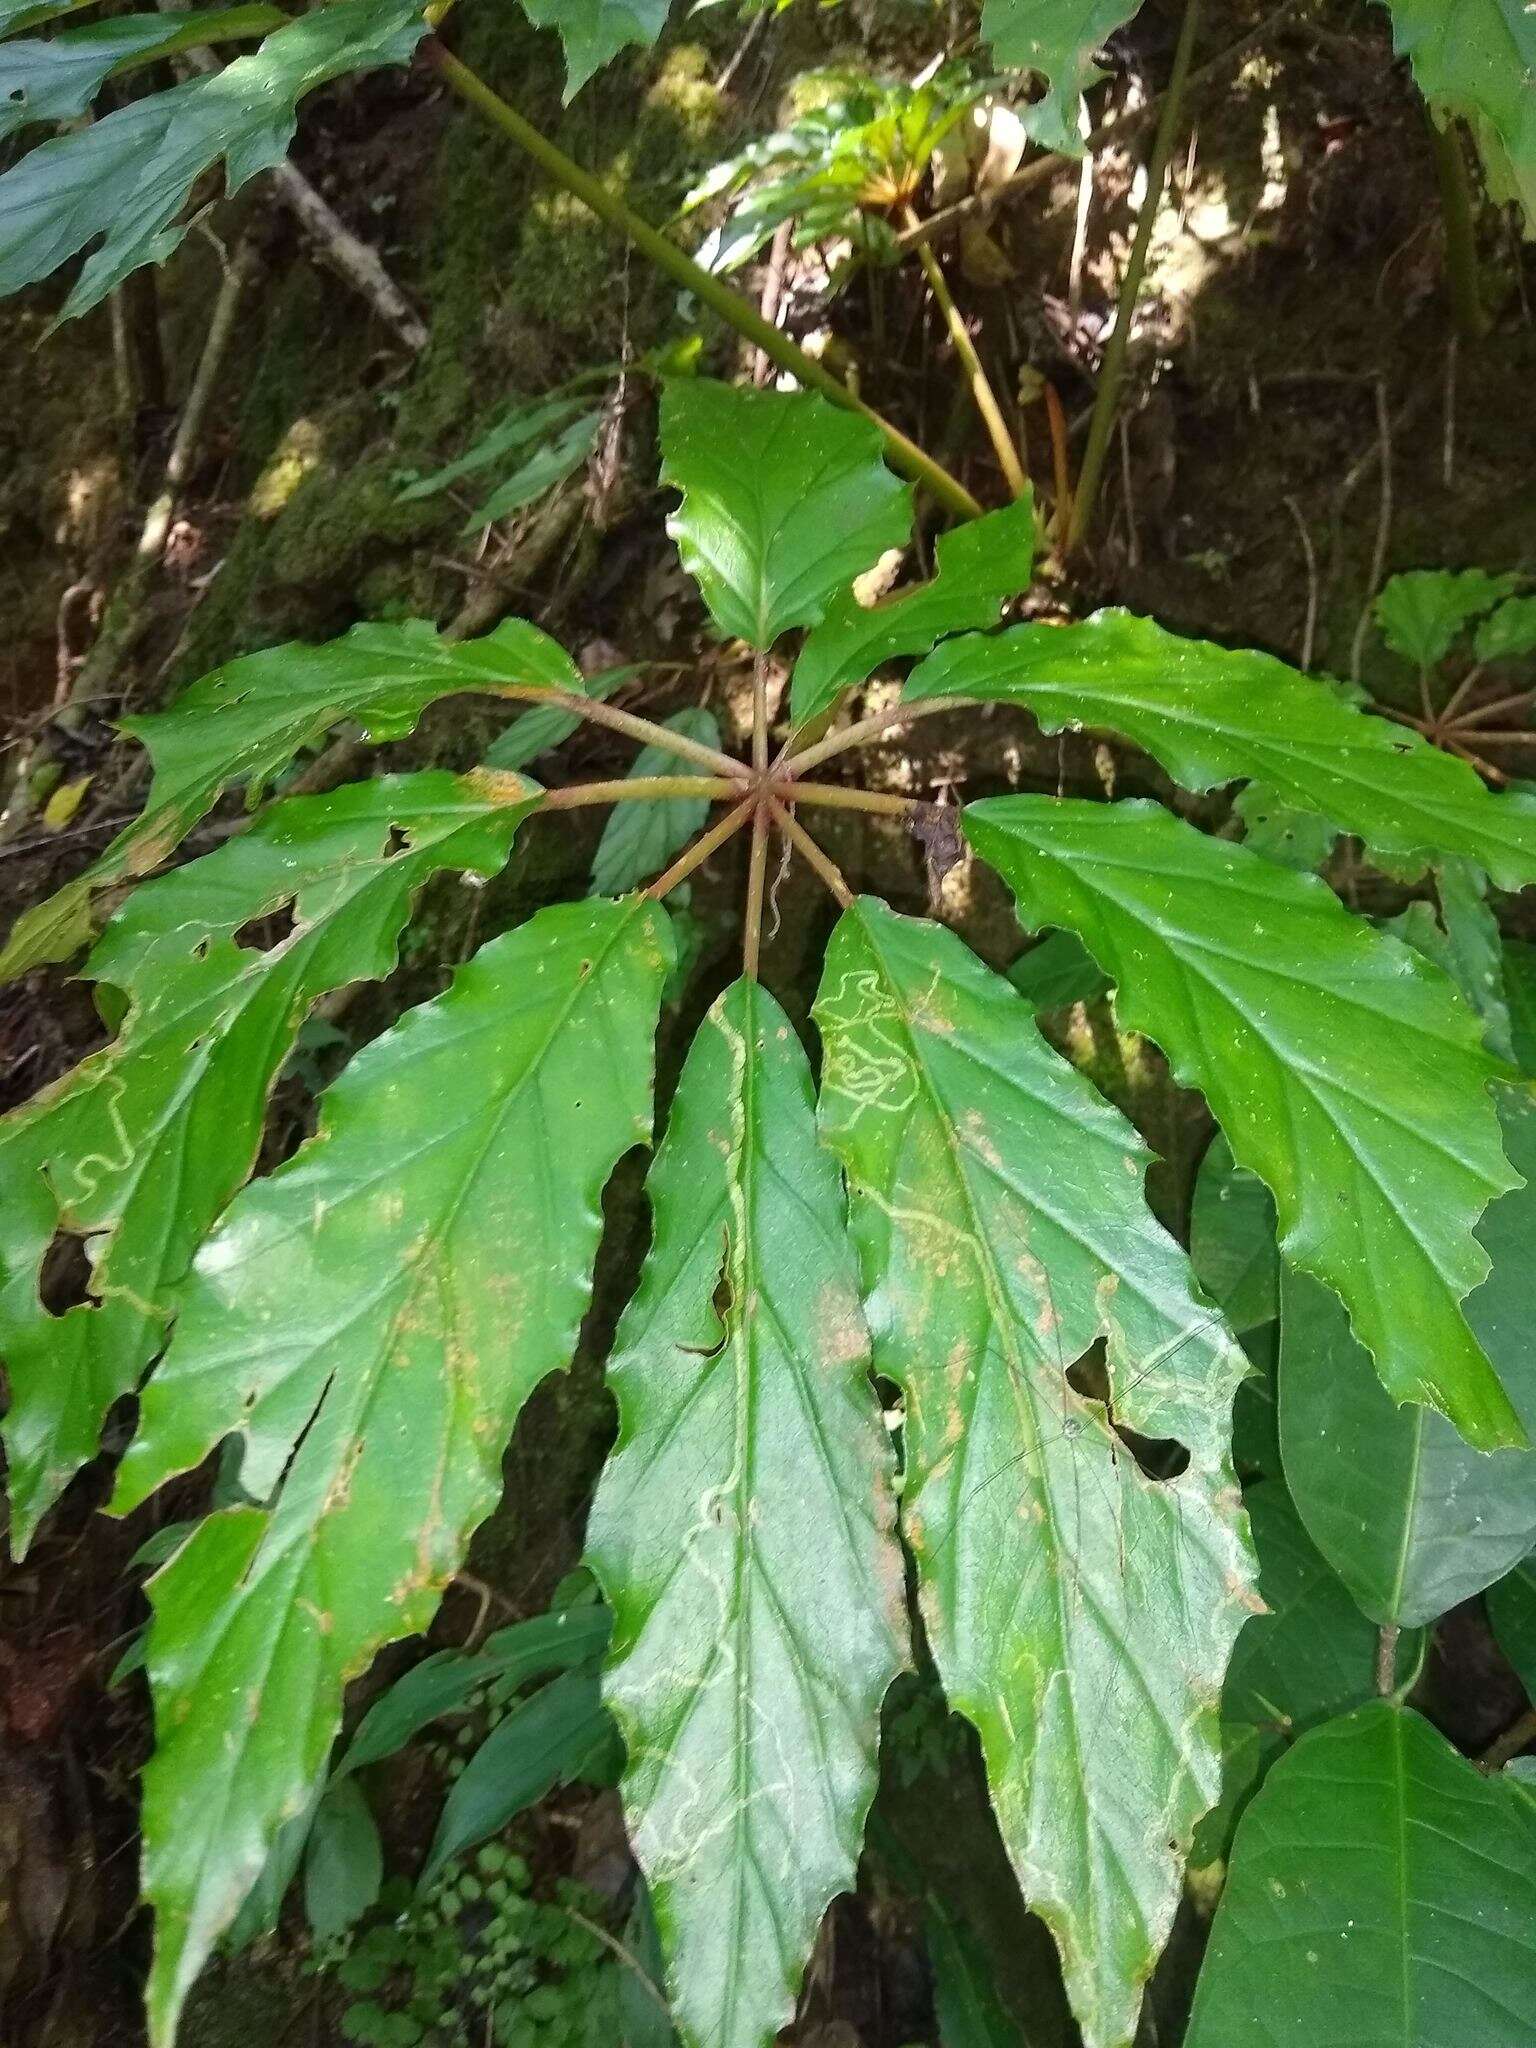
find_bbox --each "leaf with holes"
[790,496,1035,728]
[1186,1702,1536,2046]
[0,0,427,312]
[661,381,911,650]
[907,610,1536,887]
[588,979,907,2048]
[814,898,1253,2048]
[0,772,537,1555]
[111,896,671,2047]
[967,798,1522,1450]
[0,616,575,982]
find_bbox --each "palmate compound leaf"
[1185,1702,1536,2047]
[813,899,1255,2048]
[0,615,579,983]
[586,979,908,2048]
[965,798,1525,1450]
[660,381,911,652]
[979,0,1139,154]
[109,895,673,2047]
[789,496,1037,729]
[0,0,428,314]
[906,609,1536,888]
[0,769,538,1554]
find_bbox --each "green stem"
[497,683,747,776]
[1067,0,1203,557]
[539,774,741,808]
[1426,112,1488,342]
[421,40,983,523]
[644,797,754,899]
[906,210,1028,497]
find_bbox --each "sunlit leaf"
[1278,1093,1536,1625]
[113,896,672,2045]
[814,899,1253,2048]
[790,496,1035,727]
[0,7,283,139]
[967,798,1523,1450]
[518,0,669,101]
[1186,1703,1536,2046]
[1383,0,1536,231]
[0,0,427,314]
[589,709,722,896]
[980,0,1137,154]
[588,979,907,2048]
[907,610,1536,886]
[0,772,537,1554]
[661,381,910,650]
[0,616,575,981]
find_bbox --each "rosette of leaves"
[3,379,1532,2048]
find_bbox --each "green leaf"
[1488,1556,1536,1699]
[421,1667,614,1886]
[0,0,428,314]
[813,899,1253,2048]
[397,393,594,502]
[1382,0,1536,230]
[0,616,575,981]
[587,978,907,2048]
[980,0,1137,154]
[303,1778,383,1943]
[462,409,600,533]
[1004,928,1110,1011]
[1193,1482,1413,1867]
[517,0,669,101]
[1277,1096,1536,1626]
[1383,859,1514,1060]
[660,381,911,650]
[0,6,283,139]
[338,1605,610,1777]
[0,771,537,1554]
[589,710,722,896]
[790,498,1035,728]
[482,663,635,771]
[1505,940,1536,1074]
[1375,565,1521,667]
[906,609,1536,887]
[1477,593,1536,663]
[1188,1134,1279,1337]
[966,797,1523,1450]
[112,896,672,2046]
[1185,1702,1536,2047]
[1232,783,1337,872]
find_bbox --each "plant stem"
[1480,1705,1536,1772]
[742,809,770,978]
[752,650,770,774]
[421,39,983,523]
[1375,1622,1399,1698]
[784,695,984,776]
[496,684,747,776]
[1067,0,1203,557]
[644,798,754,900]
[771,800,854,907]
[1426,113,1488,342]
[773,779,918,818]
[540,774,741,809]
[905,209,1028,498]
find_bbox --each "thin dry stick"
[742,809,771,979]
[1437,661,1486,726]
[906,210,1029,497]
[771,800,854,907]
[773,780,919,819]
[1283,494,1319,670]
[497,684,747,776]
[1455,688,1536,727]
[1350,377,1394,685]
[785,696,984,775]
[539,774,741,809]
[644,798,754,900]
